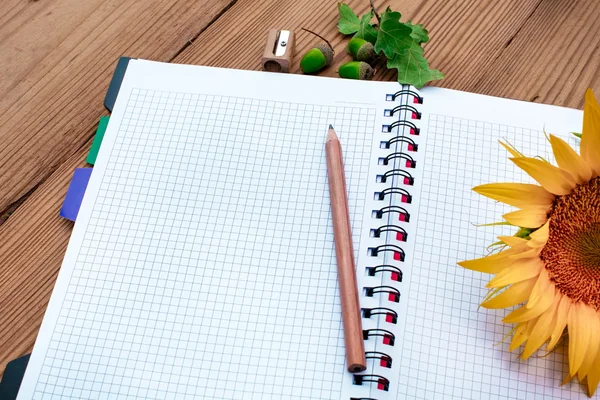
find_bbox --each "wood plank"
[0,0,103,97]
[472,0,600,108]
[0,0,48,42]
[0,0,234,214]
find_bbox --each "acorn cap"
[316,43,334,66]
[358,62,375,80]
[356,42,376,63]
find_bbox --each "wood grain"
[0,0,235,215]
[1,0,104,97]
[2,0,600,381]
[473,0,600,108]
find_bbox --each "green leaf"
[406,21,429,44]
[337,3,361,35]
[374,11,413,58]
[354,11,378,44]
[571,132,582,138]
[387,42,444,88]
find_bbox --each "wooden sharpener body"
[262,29,295,73]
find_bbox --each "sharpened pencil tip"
[326,126,338,142]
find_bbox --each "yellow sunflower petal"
[509,322,529,351]
[577,307,600,380]
[473,183,555,209]
[587,349,600,397]
[458,247,522,274]
[581,89,600,176]
[503,284,554,324]
[528,221,550,248]
[547,293,571,351]
[486,257,544,288]
[510,157,576,195]
[522,294,560,360]
[502,207,548,229]
[549,134,593,185]
[562,374,575,386]
[499,140,524,158]
[568,302,592,376]
[526,268,552,310]
[498,236,528,247]
[508,246,542,260]
[510,318,538,351]
[480,277,537,309]
[481,286,504,305]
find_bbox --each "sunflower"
[459,89,600,397]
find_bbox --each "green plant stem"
[369,0,380,23]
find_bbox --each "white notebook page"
[17,61,405,399]
[396,88,588,399]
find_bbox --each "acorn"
[347,37,376,63]
[300,44,334,74]
[338,61,374,80]
[300,28,335,74]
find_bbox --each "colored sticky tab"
[86,116,109,165]
[104,57,133,112]
[60,168,93,222]
[0,354,30,400]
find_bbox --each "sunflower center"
[540,176,600,309]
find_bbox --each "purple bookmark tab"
[60,168,93,222]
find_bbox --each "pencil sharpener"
[262,29,295,73]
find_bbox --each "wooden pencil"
[325,125,367,373]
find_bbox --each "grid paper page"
[395,89,589,399]
[32,93,371,399]
[16,61,402,399]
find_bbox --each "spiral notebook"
[17,60,588,399]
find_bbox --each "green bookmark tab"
[86,116,110,165]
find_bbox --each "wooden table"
[1,0,599,379]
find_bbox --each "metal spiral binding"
[364,286,401,303]
[366,265,403,282]
[350,398,377,400]
[353,374,391,392]
[350,86,421,397]
[362,308,398,324]
[365,351,394,368]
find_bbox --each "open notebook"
[17,60,588,399]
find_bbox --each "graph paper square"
[30,90,376,399]
[397,114,586,400]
